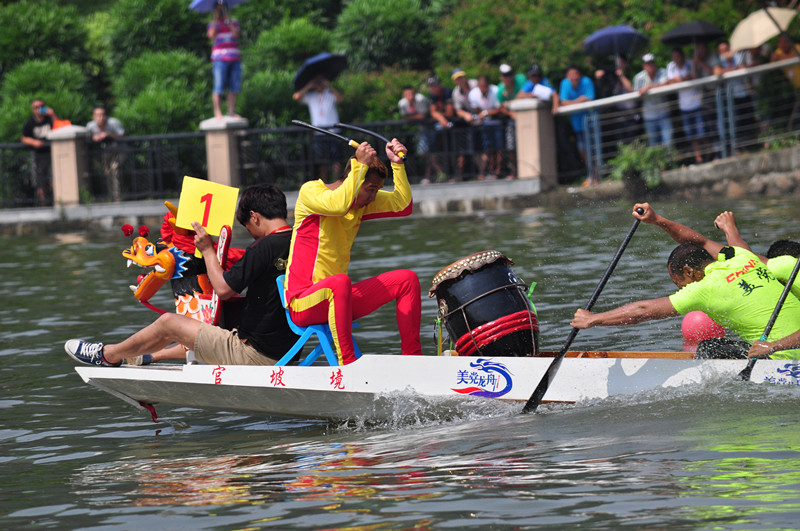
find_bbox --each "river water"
[2,196,800,529]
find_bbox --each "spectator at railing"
[714,41,757,152]
[450,68,479,180]
[426,75,454,129]
[86,105,125,201]
[21,98,57,206]
[516,63,555,101]
[468,75,507,179]
[556,64,595,184]
[693,41,719,159]
[595,55,639,160]
[497,64,525,179]
[497,64,526,103]
[770,35,800,90]
[667,47,705,164]
[633,53,673,148]
[398,85,445,182]
[425,75,454,182]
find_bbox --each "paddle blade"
[738,358,757,381]
[522,357,562,413]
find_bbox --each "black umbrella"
[293,52,348,92]
[583,25,649,57]
[661,20,726,46]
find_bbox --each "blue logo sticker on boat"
[452,358,513,397]
[765,362,800,386]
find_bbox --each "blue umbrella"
[189,0,248,13]
[293,52,348,91]
[583,25,649,57]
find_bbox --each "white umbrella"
[729,7,797,52]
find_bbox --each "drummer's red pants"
[288,270,422,364]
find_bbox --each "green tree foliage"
[112,51,209,101]
[104,0,208,74]
[116,84,209,136]
[232,0,343,46]
[337,69,430,123]
[0,1,88,79]
[239,70,295,129]
[333,0,435,73]
[243,17,332,74]
[113,51,210,134]
[0,60,95,142]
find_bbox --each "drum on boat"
[429,250,539,357]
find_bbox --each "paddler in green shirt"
[714,210,800,299]
[570,203,800,360]
[711,212,800,359]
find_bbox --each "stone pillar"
[48,125,89,207]
[200,116,249,187]
[507,98,557,191]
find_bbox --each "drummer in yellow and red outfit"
[284,139,422,364]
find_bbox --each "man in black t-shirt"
[21,98,58,205]
[65,184,299,367]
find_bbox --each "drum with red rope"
[429,250,539,357]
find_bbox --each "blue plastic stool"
[274,275,361,366]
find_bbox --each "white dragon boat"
[75,352,800,422]
[74,211,800,422]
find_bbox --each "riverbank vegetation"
[0,0,777,140]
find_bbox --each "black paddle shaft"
[335,122,406,161]
[522,208,644,413]
[739,252,800,381]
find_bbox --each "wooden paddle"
[738,253,800,381]
[291,119,360,149]
[522,207,644,413]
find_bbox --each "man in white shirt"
[468,75,507,179]
[667,48,705,163]
[633,53,673,147]
[293,75,344,179]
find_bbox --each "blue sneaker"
[64,339,121,367]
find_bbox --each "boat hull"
[74,353,800,421]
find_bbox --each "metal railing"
[85,132,207,203]
[557,56,800,180]
[238,119,519,186]
[0,142,36,208]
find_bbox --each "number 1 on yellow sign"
[174,176,239,257]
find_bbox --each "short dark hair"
[235,184,287,226]
[667,243,713,276]
[340,156,387,183]
[565,64,582,75]
[766,239,800,259]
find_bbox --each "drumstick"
[335,122,406,161]
[291,120,360,149]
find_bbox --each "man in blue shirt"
[557,65,595,183]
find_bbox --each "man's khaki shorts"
[194,323,277,365]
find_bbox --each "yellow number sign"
[174,176,239,255]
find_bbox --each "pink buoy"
[681,311,725,344]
